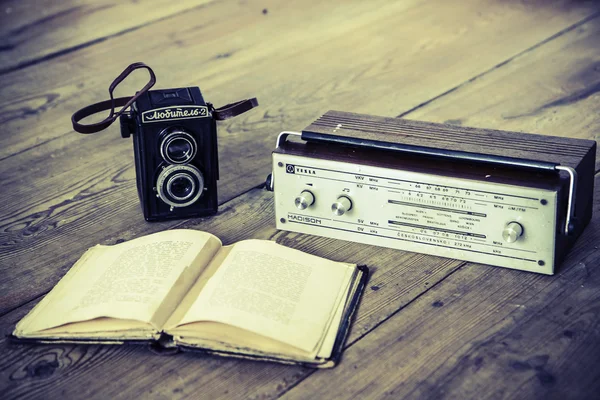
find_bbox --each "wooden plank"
[0,187,466,400]
[2,0,597,160]
[281,173,600,399]
[0,0,597,314]
[406,13,600,170]
[0,0,215,74]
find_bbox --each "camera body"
[120,87,218,221]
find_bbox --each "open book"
[12,230,368,368]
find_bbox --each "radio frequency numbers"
[391,182,477,199]
[355,175,477,198]
[354,176,482,212]
[353,172,533,213]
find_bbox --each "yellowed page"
[150,234,221,329]
[175,240,355,353]
[163,246,233,330]
[28,318,153,339]
[316,268,360,359]
[15,229,220,336]
[173,321,314,360]
[169,267,361,361]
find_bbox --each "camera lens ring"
[166,173,196,201]
[156,164,204,208]
[159,130,197,164]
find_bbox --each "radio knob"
[332,196,352,216]
[295,190,315,210]
[502,222,524,243]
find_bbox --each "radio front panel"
[273,153,558,274]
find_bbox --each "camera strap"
[208,98,259,121]
[72,62,259,134]
[72,62,156,134]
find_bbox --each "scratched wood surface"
[0,0,216,74]
[0,0,599,399]
[1,0,598,315]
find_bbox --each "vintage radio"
[268,111,596,274]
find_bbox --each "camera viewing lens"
[160,129,197,164]
[156,164,204,208]
[166,138,194,163]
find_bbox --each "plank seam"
[0,291,47,321]
[396,10,600,119]
[276,260,468,398]
[0,1,216,76]
[0,134,64,163]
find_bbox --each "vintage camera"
[71,63,257,222]
[119,87,221,221]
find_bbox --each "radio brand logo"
[142,106,209,123]
[286,165,316,175]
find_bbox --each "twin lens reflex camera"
[120,87,221,221]
[71,63,258,221]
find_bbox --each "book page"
[163,246,233,330]
[316,268,360,359]
[29,318,152,338]
[150,234,222,329]
[176,240,355,353]
[16,229,220,336]
[172,321,316,361]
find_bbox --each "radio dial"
[332,196,353,216]
[502,222,524,243]
[295,190,315,210]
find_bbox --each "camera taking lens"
[168,174,195,200]
[157,164,205,209]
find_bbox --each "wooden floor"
[1,0,599,398]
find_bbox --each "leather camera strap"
[209,98,259,121]
[72,62,258,134]
[72,62,156,134]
